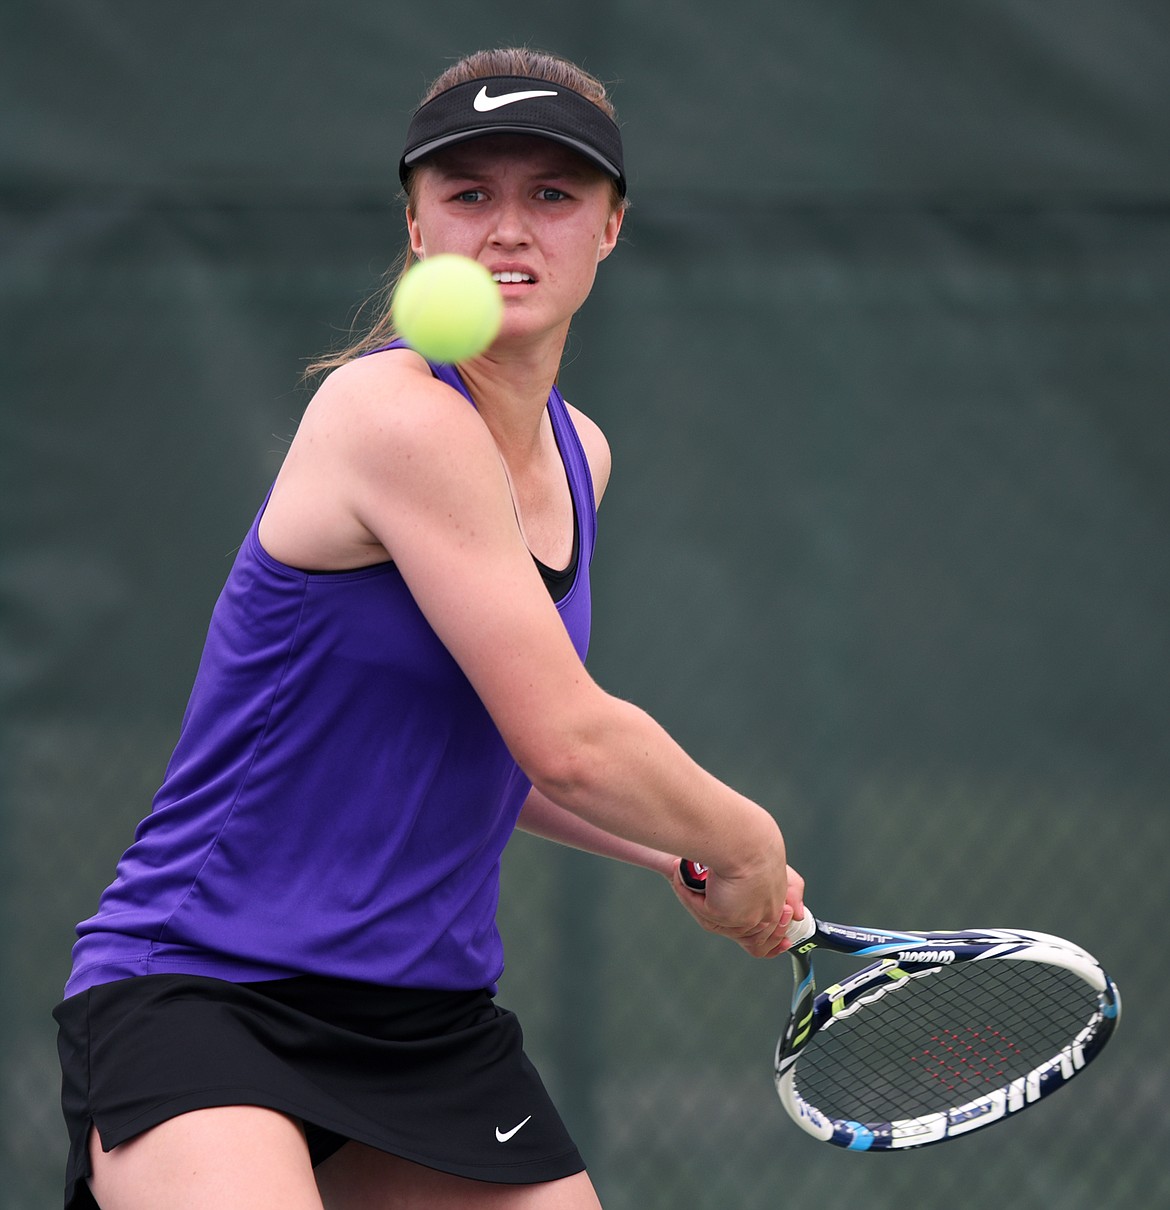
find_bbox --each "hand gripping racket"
[679,860,1120,1151]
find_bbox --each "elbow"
[516,730,599,808]
[508,694,618,809]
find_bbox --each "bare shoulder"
[304,349,480,445]
[563,400,613,505]
[299,349,509,487]
[262,347,504,570]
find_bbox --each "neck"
[456,327,567,459]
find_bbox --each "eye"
[452,188,485,204]
[537,187,568,202]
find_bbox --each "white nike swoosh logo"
[474,86,558,112]
[495,1115,532,1142]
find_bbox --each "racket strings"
[792,960,1100,1123]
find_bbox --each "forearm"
[527,694,784,881]
[516,786,678,878]
[518,692,799,958]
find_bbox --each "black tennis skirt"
[53,973,584,1210]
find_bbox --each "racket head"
[674,861,1121,1150]
[775,928,1121,1151]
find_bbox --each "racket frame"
[677,861,1121,1151]
[775,917,1120,1150]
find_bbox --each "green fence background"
[3,3,1168,1207]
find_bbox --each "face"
[406,135,624,349]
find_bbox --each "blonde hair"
[306,48,625,378]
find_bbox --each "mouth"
[491,270,535,285]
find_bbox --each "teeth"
[492,271,533,284]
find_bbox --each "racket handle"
[679,859,709,891]
[678,860,816,944]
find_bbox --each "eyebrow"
[428,150,599,182]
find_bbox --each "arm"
[518,786,806,956]
[268,352,795,955]
[516,785,677,879]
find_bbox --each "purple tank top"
[65,352,596,997]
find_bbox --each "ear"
[406,207,425,259]
[597,205,624,263]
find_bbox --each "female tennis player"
[53,47,804,1210]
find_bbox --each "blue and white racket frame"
[678,861,1122,1152]
[775,914,1120,1151]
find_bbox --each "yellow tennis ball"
[392,254,504,363]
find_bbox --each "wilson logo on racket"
[898,949,956,964]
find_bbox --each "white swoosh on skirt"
[495,1115,533,1142]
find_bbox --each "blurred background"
[2,2,1167,1206]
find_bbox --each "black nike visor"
[400,76,626,197]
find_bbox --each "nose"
[489,198,531,248]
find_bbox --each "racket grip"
[679,859,709,891]
[678,860,816,944]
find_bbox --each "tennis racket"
[678,860,1120,1151]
